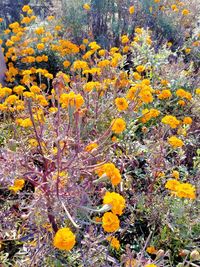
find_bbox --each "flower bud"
[190,250,200,261]
[156,249,165,259]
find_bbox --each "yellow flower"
[103,192,125,215]
[37,43,45,50]
[176,89,192,100]
[145,264,158,267]
[53,228,76,251]
[111,118,126,134]
[9,179,25,193]
[168,136,184,148]
[176,183,196,199]
[47,16,55,21]
[182,9,189,15]
[183,117,192,125]
[146,246,158,254]
[63,60,71,68]
[73,60,88,70]
[13,85,25,95]
[121,35,129,44]
[172,170,179,180]
[60,92,84,109]
[102,212,120,232]
[84,81,101,92]
[195,88,200,95]
[115,97,128,111]
[165,179,180,191]
[30,85,41,94]
[85,142,98,152]
[129,6,135,14]
[136,65,145,73]
[83,3,91,10]
[28,138,38,147]
[185,48,191,54]
[178,100,186,106]
[22,5,30,12]
[96,163,122,186]
[158,89,172,99]
[161,115,180,129]
[5,95,19,105]
[107,236,120,250]
[132,72,141,80]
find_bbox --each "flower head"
[53,228,76,251]
[168,136,184,148]
[115,97,128,111]
[102,212,120,232]
[9,179,25,193]
[129,6,135,14]
[111,118,126,134]
[107,236,120,250]
[161,115,180,129]
[103,192,125,215]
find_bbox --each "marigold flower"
[158,89,172,99]
[176,183,196,199]
[13,85,25,95]
[63,60,71,68]
[73,60,88,70]
[178,100,186,106]
[136,65,145,73]
[185,48,191,54]
[129,6,135,14]
[53,228,76,251]
[115,97,128,111]
[60,92,84,109]
[84,81,101,92]
[182,9,189,15]
[83,3,91,10]
[161,115,180,128]
[146,246,158,254]
[30,85,41,94]
[172,170,179,180]
[165,179,180,191]
[168,136,184,148]
[103,192,125,215]
[37,43,45,50]
[196,88,200,95]
[22,5,30,12]
[107,236,120,250]
[85,142,98,152]
[111,118,126,134]
[183,117,192,125]
[96,163,122,186]
[176,89,192,100]
[9,179,25,193]
[145,264,158,267]
[28,138,38,147]
[121,35,129,44]
[102,212,120,232]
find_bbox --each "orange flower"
[9,179,25,193]
[103,192,125,215]
[83,3,91,10]
[129,6,135,14]
[111,118,126,134]
[107,236,120,250]
[53,228,76,251]
[102,212,120,232]
[165,179,180,191]
[115,97,128,111]
[168,136,184,148]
